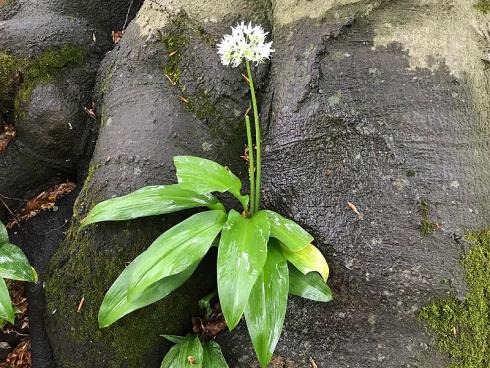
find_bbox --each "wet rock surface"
[1,0,489,367]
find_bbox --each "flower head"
[217,21,274,67]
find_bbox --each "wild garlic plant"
[81,22,332,368]
[0,221,37,327]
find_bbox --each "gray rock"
[2,0,489,367]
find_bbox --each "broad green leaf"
[128,210,226,300]
[264,210,313,252]
[174,156,249,209]
[0,243,37,283]
[161,335,203,368]
[0,278,14,324]
[98,261,198,328]
[217,210,270,330]
[202,341,229,367]
[162,335,187,344]
[244,241,289,368]
[80,185,224,228]
[289,264,332,302]
[281,243,329,281]
[0,221,8,244]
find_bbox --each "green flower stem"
[246,60,261,213]
[245,115,256,215]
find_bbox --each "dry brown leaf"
[6,182,76,228]
[0,282,31,368]
[7,281,28,319]
[164,74,177,86]
[0,124,17,152]
[192,303,227,339]
[168,50,177,57]
[112,30,123,44]
[244,106,251,116]
[347,201,364,220]
[0,339,31,368]
[77,297,85,313]
[179,96,189,104]
[309,357,318,368]
[241,145,250,164]
[84,104,97,119]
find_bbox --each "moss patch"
[98,62,115,128]
[0,45,87,121]
[161,21,244,145]
[419,199,439,236]
[474,0,490,13]
[163,35,186,87]
[419,230,490,368]
[245,0,273,22]
[406,169,417,177]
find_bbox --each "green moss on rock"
[245,0,273,22]
[162,25,242,144]
[474,0,490,13]
[419,230,490,368]
[420,199,439,236]
[0,45,87,121]
[163,34,186,86]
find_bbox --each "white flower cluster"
[217,21,274,67]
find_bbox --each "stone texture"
[1,0,489,367]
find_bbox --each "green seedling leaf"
[0,221,8,245]
[217,210,270,330]
[281,243,329,281]
[244,241,288,368]
[174,156,249,209]
[289,264,332,302]
[0,278,14,324]
[161,335,203,368]
[80,185,224,228]
[0,243,37,283]
[264,210,313,252]
[128,210,227,301]
[162,335,187,344]
[98,261,198,328]
[202,341,229,367]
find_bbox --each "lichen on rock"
[474,0,490,13]
[420,199,439,237]
[419,230,490,368]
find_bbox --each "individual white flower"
[217,21,274,67]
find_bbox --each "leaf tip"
[223,313,241,332]
[97,312,110,329]
[32,267,38,284]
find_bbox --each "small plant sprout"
[82,21,332,368]
[0,221,37,328]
